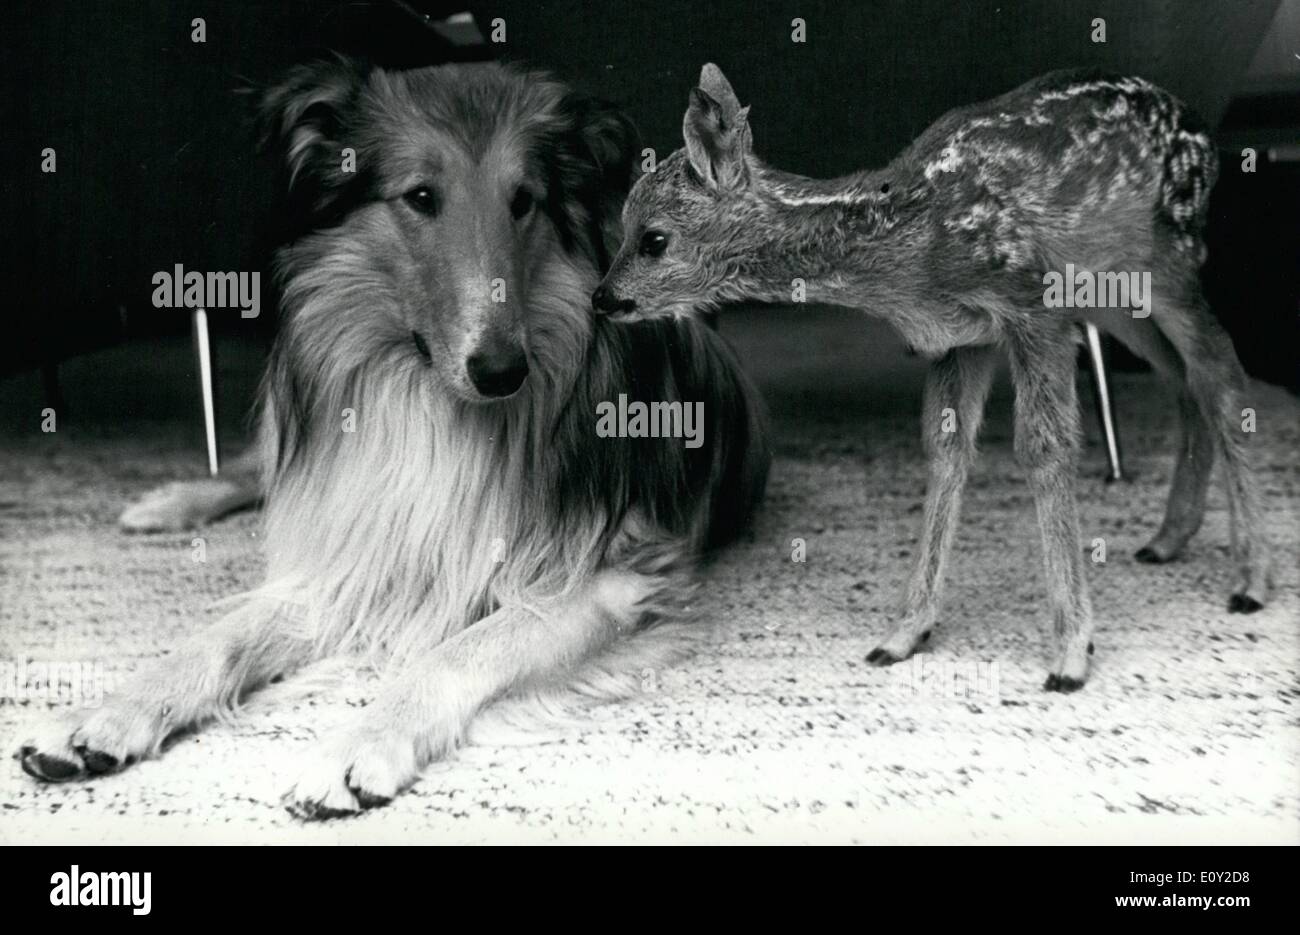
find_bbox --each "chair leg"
[1082,322,1123,482]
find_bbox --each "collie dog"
[20,59,770,818]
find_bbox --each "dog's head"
[592,64,760,323]
[262,58,637,402]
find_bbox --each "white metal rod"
[193,307,220,477]
[1083,322,1122,482]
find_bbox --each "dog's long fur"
[21,60,769,817]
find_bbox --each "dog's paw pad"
[345,763,398,810]
[284,795,359,821]
[75,745,121,775]
[282,753,363,820]
[1227,593,1264,614]
[20,748,85,782]
[284,740,413,820]
[343,738,418,809]
[347,778,393,811]
[283,780,360,821]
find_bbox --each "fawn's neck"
[745,163,912,308]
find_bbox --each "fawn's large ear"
[683,63,752,190]
[259,56,372,223]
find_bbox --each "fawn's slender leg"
[1153,297,1272,610]
[283,567,660,819]
[1099,313,1215,562]
[20,600,313,781]
[1136,389,1216,561]
[868,344,999,665]
[1005,323,1094,691]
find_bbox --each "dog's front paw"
[19,702,167,782]
[18,732,94,782]
[283,731,422,820]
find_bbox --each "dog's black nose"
[467,349,529,398]
[592,285,635,314]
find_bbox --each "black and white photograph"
[1,0,1296,859]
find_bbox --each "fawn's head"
[593,64,765,322]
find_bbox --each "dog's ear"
[259,56,372,224]
[683,63,752,191]
[548,92,640,272]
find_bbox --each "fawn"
[592,64,1271,691]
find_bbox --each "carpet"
[1,310,1297,844]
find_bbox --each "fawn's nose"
[466,348,529,398]
[591,285,636,314]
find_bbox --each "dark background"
[1,0,1296,416]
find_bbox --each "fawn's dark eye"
[639,230,668,258]
[404,186,440,215]
[509,187,535,220]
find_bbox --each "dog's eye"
[639,230,668,258]
[509,188,534,220]
[404,186,440,215]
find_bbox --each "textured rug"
[1,310,1297,844]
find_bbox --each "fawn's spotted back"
[909,70,1218,269]
[597,68,1218,327]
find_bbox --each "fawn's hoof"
[866,647,902,666]
[1134,546,1171,564]
[1228,593,1264,614]
[1043,673,1086,693]
[867,624,932,666]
